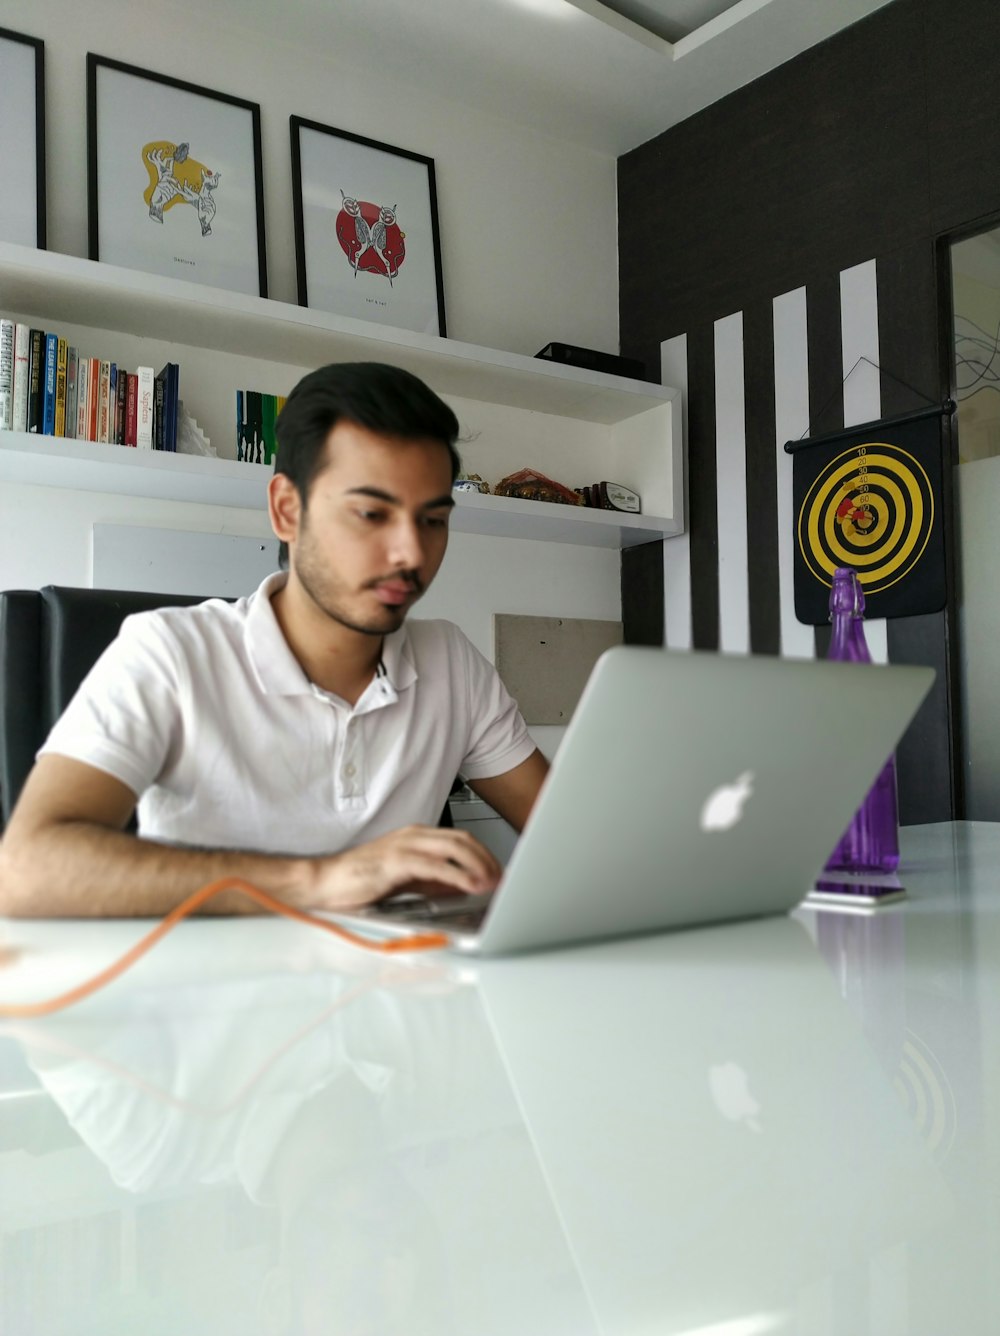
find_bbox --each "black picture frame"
[0,26,46,248]
[87,54,267,298]
[290,115,446,337]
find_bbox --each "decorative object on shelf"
[87,54,267,298]
[494,469,584,505]
[453,472,490,494]
[0,27,46,248]
[176,402,215,457]
[535,342,645,381]
[576,481,641,512]
[290,115,446,337]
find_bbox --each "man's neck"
[270,578,384,705]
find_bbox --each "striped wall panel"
[661,257,893,663]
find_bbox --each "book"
[108,364,118,443]
[136,366,154,449]
[153,373,165,450]
[26,330,45,433]
[11,324,30,431]
[42,333,58,436]
[246,390,263,463]
[156,361,179,451]
[261,393,277,464]
[125,372,138,447]
[115,366,128,445]
[0,319,13,430]
[236,389,245,459]
[65,347,78,439]
[87,357,100,442]
[54,338,68,437]
[97,360,111,443]
[76,357,90,440]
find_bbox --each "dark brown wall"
[618,0,1000,822]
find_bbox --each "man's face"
[282,419,455,636]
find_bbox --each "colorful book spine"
[153,374,165,450]
[115,366,128,444]
[76,357,90,440]
[125,373,138,447]
[42,333,58,436]
[0,319,13,430]
[136,366,154,450]
[11,324,30,432]
[26,330,45,433]
[108,364,118,443]
[65,347,78,439]
[54,338,68,436]
[97,360,111,443]
[87,358,100,442]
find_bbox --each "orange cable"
[0,876,451,1019]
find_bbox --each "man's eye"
[422,514,450,529]
[356,509,386,523]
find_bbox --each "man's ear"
[268,473,301,544]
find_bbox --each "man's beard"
[294,543,423,637]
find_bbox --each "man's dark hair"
[276,360,460,491]
[273,362,461,568]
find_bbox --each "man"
[0,362,549,917]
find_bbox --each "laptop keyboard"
[373,891,493,930]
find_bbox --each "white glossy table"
[1,822,998,1335]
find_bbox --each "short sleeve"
[38,612,183,797]
[453,631,535,781]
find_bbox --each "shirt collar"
[245,571,313,696]
[245,571,419,697]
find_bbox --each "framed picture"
[87,54,267,297]
[0,27,46,248]
[291,116,446,337]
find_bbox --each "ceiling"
[200,0,897,155]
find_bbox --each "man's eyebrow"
[345,486,455,510]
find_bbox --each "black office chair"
[0,586,209,830]
[0,585,455,832]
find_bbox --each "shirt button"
[344,763,356,778]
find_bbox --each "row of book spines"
[0,321,156,449]
[237,391,286,465]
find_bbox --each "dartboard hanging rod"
[784,400,955,455]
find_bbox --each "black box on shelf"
[535,342,646,381]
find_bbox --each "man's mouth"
[371,578,421,606]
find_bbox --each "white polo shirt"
[40,572,535,854]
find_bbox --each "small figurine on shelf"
[823,566,900,874]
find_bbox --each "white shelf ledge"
[0,433,679,546]
[0,241,671,425]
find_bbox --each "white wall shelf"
[0,242,684,548]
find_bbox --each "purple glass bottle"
[824,567,901,874]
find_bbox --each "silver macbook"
[334,646,934,955]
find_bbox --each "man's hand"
[307,825,502,911]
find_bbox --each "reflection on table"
[1,822,999,1335]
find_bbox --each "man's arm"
[0,755,503,919]
[467,748,549,833]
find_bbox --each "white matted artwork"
[93,525,279,598]
[0,27,46,247]
[291,115,446,336]
[87,54,267,296]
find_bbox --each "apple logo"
[709,1062,762,1133]
[700,771,754,832]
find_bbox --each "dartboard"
[796,441,935,596]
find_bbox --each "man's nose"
[387,518,424,568]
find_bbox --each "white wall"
[1,0,619,360]
[1,0,624,759]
